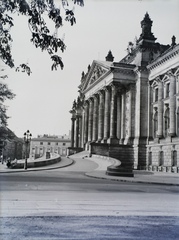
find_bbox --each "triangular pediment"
[82,60,111,92]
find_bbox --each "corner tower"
[138,12,156,42]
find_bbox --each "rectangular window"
[166,83,170,98]
[158,151,164,166]
[63,143,66,146]
[40,142,43,145]
[148,152,152,165]
[56,143,58,146]
[48,142,51,145]
[155,88,158,102]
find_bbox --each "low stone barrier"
[90,143,134,177]
[9,155,61,169]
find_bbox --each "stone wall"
[90,143,134,168]
[147,140,179,173]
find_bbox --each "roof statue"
[171,35,176,47]
[105,50,114,62]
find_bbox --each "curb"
[85,172,179,186]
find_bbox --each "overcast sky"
[2,0,179,138]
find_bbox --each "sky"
[2,0,179,138]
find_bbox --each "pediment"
[82,61,111,92]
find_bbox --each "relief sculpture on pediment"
[90,65,106,84]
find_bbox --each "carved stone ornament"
[90,65,107,84]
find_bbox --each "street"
[0,157,179,239]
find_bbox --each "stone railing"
[9,154,61,169]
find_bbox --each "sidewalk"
[0,155,179,186]
[73,154,179,186]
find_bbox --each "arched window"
[164,108,170,137]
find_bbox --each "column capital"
[173,67,179,76]
[84,100,89,106]
[93,94,99,101]
[166,70,175,78]
[88,98,93,104]
[155,75,163,82]
[69,109,76,119]
[109,83,117,94]
[128,83,136,91]
[97,89,105,97]
[71,117,76,121]
[103,86,110,92]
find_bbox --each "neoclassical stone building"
[70,13,179,173]
[30,134,71,159]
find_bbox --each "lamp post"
[24,130,32,170]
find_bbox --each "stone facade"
[70,13,179,173]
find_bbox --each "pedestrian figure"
[6,158,11,168]
[0,155,3,164]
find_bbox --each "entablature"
[148,44,179,80]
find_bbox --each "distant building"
[30,134,71,158]
[69,13,179,173]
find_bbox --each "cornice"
[147,44,179,71]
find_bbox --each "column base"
[156,134,163,139]
[119,138,124,144]
[106,166,133,177]
[123,137,134,145]
[168,132,176,137]
[107,137,119,144]
[101,138,108,143]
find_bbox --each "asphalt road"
[0,158,179,239]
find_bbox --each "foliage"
[0,0,84,72]
[0,79,15,126]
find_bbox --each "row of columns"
[70,83,135,148]
[84,85,119,146]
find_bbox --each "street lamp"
[24,130,32,170]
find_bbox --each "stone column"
[116,92,121,140]
[168,71,176,136]
[157,79,163,138]
[88,99,93,142]
[92,95,98,142]
[128,90,132,138]
[103,87,110,142]
[120,92,125,144]
[98,91,104,142]
[130,84,136,140]
[75,116,79,148]
[84,102,89,145]
[71,116,75,147]
[108,84,118,144]
[78,115,82,148]
[148,83,153,139]
[81,107,85,148]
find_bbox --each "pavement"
[0,152,179,186]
